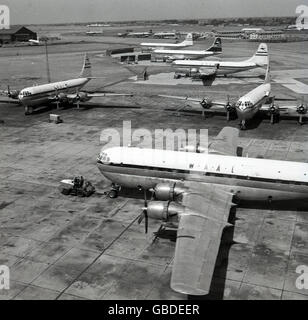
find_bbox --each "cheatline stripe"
[97,162,308,187]
[20,83,84,98]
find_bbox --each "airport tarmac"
[0,32,308,300]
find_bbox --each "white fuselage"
[141,42,190,50]
[153,49,216,61]
[172,59,259,75]
[98,147,308,202]
[18,78,89,107]
[235,82,271,121]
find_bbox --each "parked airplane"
[127,32,152,38]
[97,127,308,296]
[29,36,41,45]
[0,54,132,115]
[160,65,305,129]
[153,32,177,39]
[140,33,193,50]
[172,43,269,79]
[152,37,222,62]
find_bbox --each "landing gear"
[108,189,118,199]
[239,120,246,130]
[298,114,304,125]
[108,183,121,198]
[24,106,33,115]
[270,113,279,125]
[226,111,231,122]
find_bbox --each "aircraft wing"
[86,93,133,98]
[208,127,240,156]
[171,182,234,296]
[158,95,227,108]
[260,104,305,117]
[65,92,133,100]
[0,99,20,105]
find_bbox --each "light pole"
[41,36,51,83]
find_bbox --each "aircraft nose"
[236,106,251,120]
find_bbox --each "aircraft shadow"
[118,188,308,300]
[188,206,236,300]
[28,103,141,115]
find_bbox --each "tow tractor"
[59,176,95,197]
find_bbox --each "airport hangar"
[0,26,37,45]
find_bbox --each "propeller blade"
[145,213,148,234]
[143,189,148,207]
[138,211,145,224]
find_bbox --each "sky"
[2,0,305,25]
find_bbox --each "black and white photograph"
[0,0,308,305]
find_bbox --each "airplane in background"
[140,33,193,50]
[29,36,41,45]
[152,37,222,62]
[0,54,133,115]
[172,43,269,79]
[153,32,177,39]
[160,64,306,130]
[97,126,308,296]
[126,32,153,38]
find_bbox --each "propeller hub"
[297,104,307,114]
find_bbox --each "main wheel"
[108,190,118,199]
[61,189,70,196]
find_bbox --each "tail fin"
[79,53,92,78]
[246,43,269,67]
[207,37,222,53]
[181,33,193,46]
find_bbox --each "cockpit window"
[98,152,110,163]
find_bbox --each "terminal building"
[249,30,287,42]
[0,26,37,45]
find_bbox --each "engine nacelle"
[200,98,212,109]
[225,102,234,112]
[8,90,19,99]
[190,68,198,74]
[168,55,185,61]
[56,92,67,102]
[269,103,280,115]
[297,103,307,115]
[76,92,88,102]
[146,201,184,221]
[153,182,187,201]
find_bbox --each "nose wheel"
[107,183,121,199]
[24,106,33,115]
[239,120,246,130]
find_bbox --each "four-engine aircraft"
[140,33,193,50]
[0,54,133,115]
[97,126,308,296]
[172,43,269,79]
[152,37,222,62]
[160,65,306,129]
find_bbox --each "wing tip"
[171,283,209,296]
